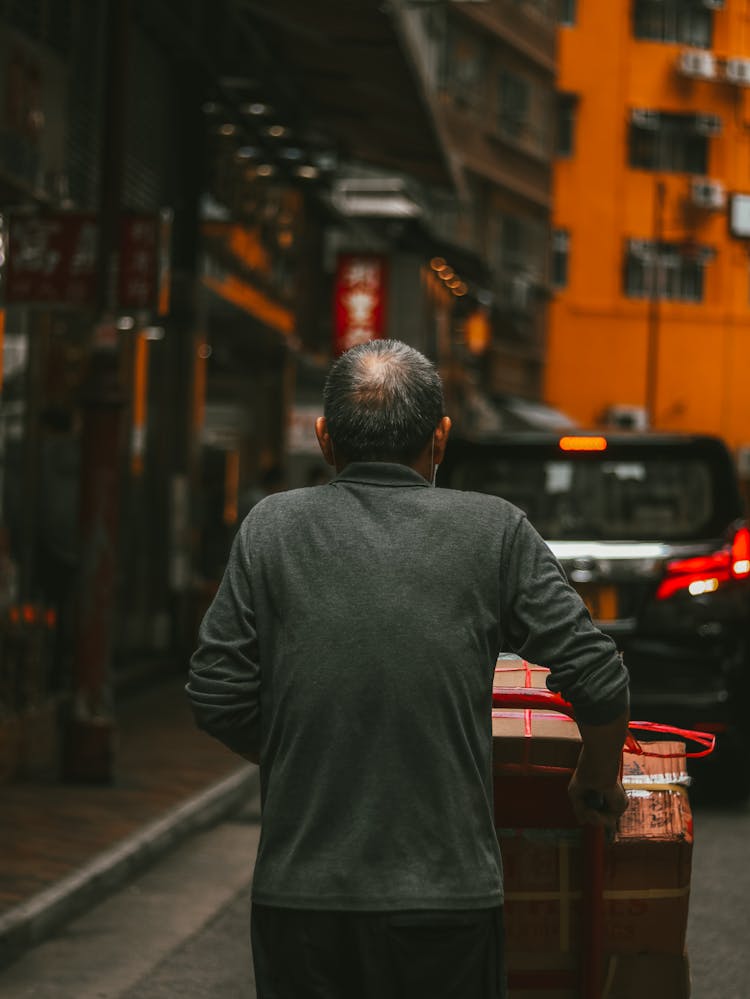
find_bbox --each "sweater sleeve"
[501,514,630,725]
[185,527,261,756]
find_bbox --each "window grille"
[551,230,570,288]
[624,239,713,302]
[444,26,487,109]
[556,95,577,157]
[633,0,713,49]
[629,111,713,174]
[559,0,576,26]
[498,71,531,139]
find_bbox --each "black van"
[440,430,750,799]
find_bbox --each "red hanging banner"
[332,253,388,356]
[3,213,98,305]
[2,211,172,314]
[119,212,173,314]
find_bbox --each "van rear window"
[449,454,723,540]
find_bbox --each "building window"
[501,215,548,274]
[556,95,577,157]
[496,215,548,277]
[552,230,570,288]
[633,0,713,49]
[624,239,713,303]
[444,26,487,109]
[559,0,576,25]
[498,71,531,139]
[629,111,715,174]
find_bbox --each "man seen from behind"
[186,338,630,999]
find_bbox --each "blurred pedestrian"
[187,339,629,999]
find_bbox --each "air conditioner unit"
[505,274,532,312]
[510,274,532,312]
[678,49,717,80]
[725,58,750,86]
[690,177,726,210]
[694,113,722,136]
[630,108,660,130]
[628,239,653,259]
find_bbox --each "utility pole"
[64,0,128,783]
[645,179,665,428]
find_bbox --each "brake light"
[559,435,608,452]
[656,526,750,600]
[731,525,750,577]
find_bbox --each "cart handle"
[492,687,576,718]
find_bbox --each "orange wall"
[546,1,750,450]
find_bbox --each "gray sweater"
[187,462,628,911]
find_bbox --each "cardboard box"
[500,739,694,993]
[492,658,582,775]
[500,825,691,955]
[506,952,691,999]
[492,659,581,827]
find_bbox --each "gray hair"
[323,340,445,462]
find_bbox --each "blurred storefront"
[0,2,204,781]
[0,0,559,783]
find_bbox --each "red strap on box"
[492,666,716,761]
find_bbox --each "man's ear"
[315,416,336,467]
[433,416,452,466]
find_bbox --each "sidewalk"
[0,672,259,969]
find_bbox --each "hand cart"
[491,679,714,999]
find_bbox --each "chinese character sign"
[4,214,98,305]
[2,211,171,312]
[119,215,158,311]
[333,254,388,356]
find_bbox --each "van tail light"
[559,435,608,452]
[656,526,750,600]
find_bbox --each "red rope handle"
[491,688,716,758]
[628,721,716,759]
[492,687,576,718]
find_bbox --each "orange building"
[546,0,750,452]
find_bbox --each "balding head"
[322,340,445,463]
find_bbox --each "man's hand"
[568,771,628,831]
[569,708,630,831]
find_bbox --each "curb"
[0,766,260,970]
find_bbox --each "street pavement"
[0,801,261,998]
[0,673,259,969]
[686,801,750,996]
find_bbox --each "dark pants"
[251,903,507,999]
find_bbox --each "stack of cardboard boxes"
[493,659,692,999]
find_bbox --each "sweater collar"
[333,461,430,488]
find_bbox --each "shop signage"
[200,218,294,335]
[119,211,172,315]
[2,211,172,313]
[3,213,98,305]
[332,253,388,356]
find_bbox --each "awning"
[231,0,457,190]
